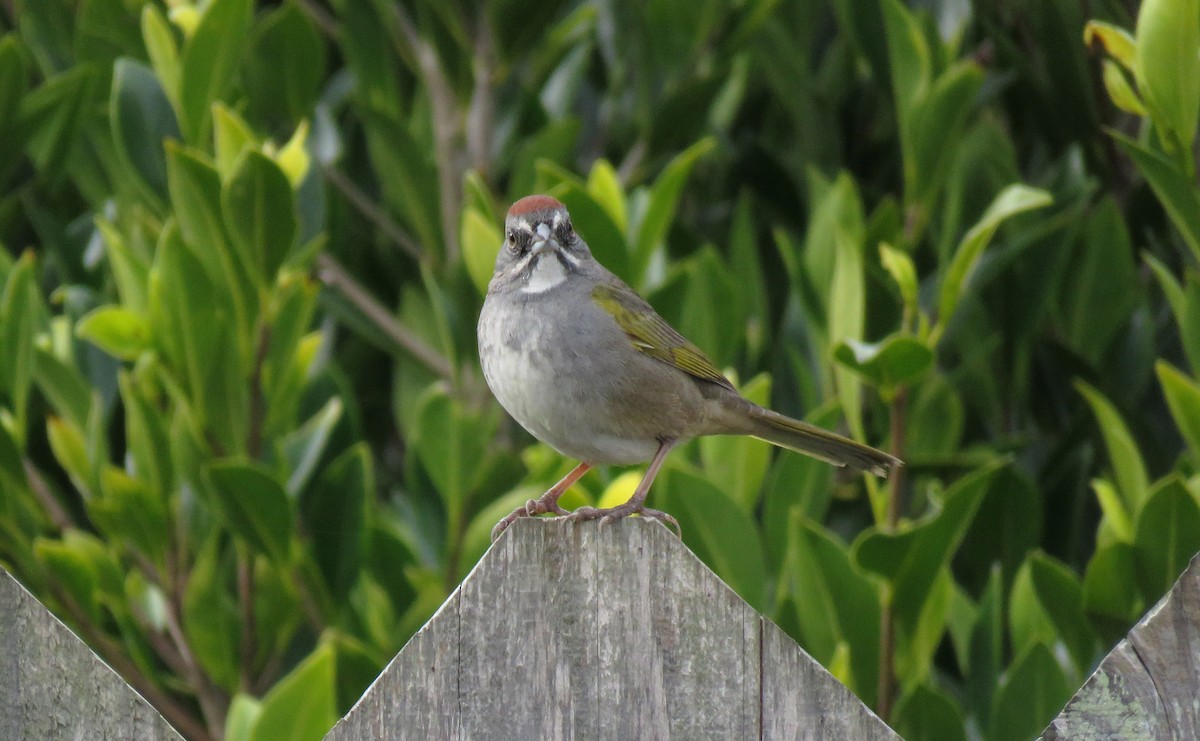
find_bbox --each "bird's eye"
[506,231,518,251]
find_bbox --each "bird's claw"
[565,504,681,538]
[491,492,572,541]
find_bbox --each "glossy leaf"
[833,334,933,396]
[207,461,293,564]
[76,305,152,360]
[178,0,253,143]
[247,641,336,741]
[699,373,772,512]
[461,206,502,295]
[1133,477,1200,602]
[1112,131,1200,261]
[222,150,298,286]
[633,137,715,278]
[1134,0,1200,154]
[1083,542,1142,643]
[244,2,326,124]
[301,443,370,601]
[1028,552,1097,675]
[989,643,1073,741]
[110,58,178,204]
[855,464,997,628]
[1157,361,1200,456]
[778,512,880,706]
[183,534,240,690]
[1075,380,1149,514]
[1083,20,1137,70]
[0,252,39,419]
[893,683,966,741]
[938,184,1053,332]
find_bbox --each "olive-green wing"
[591,283,735,391]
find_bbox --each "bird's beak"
[530,222,559,256]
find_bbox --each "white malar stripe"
[522,254,568,293]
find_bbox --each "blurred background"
[0,0,1196,739]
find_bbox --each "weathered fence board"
[0,568,182,741]
[1041,552,1200,740]
[327,518,898,740]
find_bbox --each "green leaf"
[881,0,931,128]
[225,694,262,741]
[222,150,298,286]
[854,463,998,628]
[1059,198,1139,364]
[1157,361,1200,456]
[1133,477,1200,603]
[778,513,880,706]
[17,65,98,180]
[586,159,627,233]
[166,142,256,355]
[183,534,240,690]
[361,110,442,256]
[967,568,1003,726]
[1083,542,1142,643]
[1182,276,1200,375]
[244,2,325,124]
[1101,59,1147,116]
[893,683,966,741]
[110,58,178,204]
[1084,20,1137,70]
[1029,552,1097,676]
[879,243,918,313]
[213,103,256,177]
[1075,380,1149,514]
[412,385,493,533]
[761,404,839,566]
[90,466,170,569]
[207,461,293,564]
[119,371,174,501]
[989,643,1073,741]
[907,62,984,208]
[0,35,30,180]
[1135,0,1200,156]
[76,306,152,360]
[633,137,715,278]
[937,184,1053,332]
[249,642,338,741]
[281,397,343,497]
[1091,478,1133,544]
[178,0,253,143]
[33,348,93,435]
[141,5,180,105]
[461,206,502,295]
[548,180,631,282]
[832,335,933,396]
[657,467,768,612]
[301,443,370,601]
[1112,131,1200,262]
[0,252,39,420]
[830,226,865,437]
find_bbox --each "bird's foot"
[490,491,572,541]
[564,503,681,538]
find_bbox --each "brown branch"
[466,20,495,179]
[295,0,340,41]
[23,459,76,531]
[388,2,462,263]
[321,163,428,263]
[314,253,454,379]
[237,546,256,693]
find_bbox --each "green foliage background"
[1,0,1199,739]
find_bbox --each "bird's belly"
[479,312,661,464]
[481,344,659,464]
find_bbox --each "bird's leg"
[566,438,680,537]
[491,461,592,541]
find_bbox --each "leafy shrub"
[1,1,1198,739]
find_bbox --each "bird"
[478,195,900,540]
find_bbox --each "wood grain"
[1042,553,1200,740]
[0,568,182,741]
[328,518,897,740]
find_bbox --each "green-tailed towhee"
[479,195,900,540]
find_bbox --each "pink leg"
[491,462,592,541]
[565,439,680,536]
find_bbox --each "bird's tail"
[713,397,900,477]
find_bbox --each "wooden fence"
[3,518,1198,739]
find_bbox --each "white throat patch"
[522,253,569,294]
